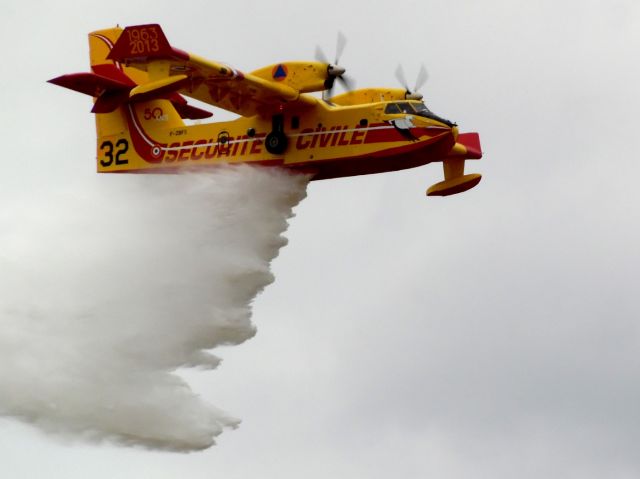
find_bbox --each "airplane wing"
[108,24,317,117]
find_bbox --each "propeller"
[315,32,355,99]
[395,64,428,100]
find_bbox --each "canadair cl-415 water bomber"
[49,24,483,196]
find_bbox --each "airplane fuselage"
[100,99,457,180]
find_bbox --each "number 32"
[100,139,129,167]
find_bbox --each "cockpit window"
[384,102,419,114]
[396,102,416,114]
[384,103,401,114]
[413,103,432,115]
[383,101,456,127]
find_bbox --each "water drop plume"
[0,165,308,451]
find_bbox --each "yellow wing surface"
[108,24,318,117]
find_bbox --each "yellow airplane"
[49,24,482,196]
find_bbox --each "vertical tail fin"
[88,27,185,138]
[49,25,212,172]
[89,27,147,83]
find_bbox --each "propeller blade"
[337,74,355,92]
[414,64,428,92]
[315,45,329,64]
[317,32,352,100]
[395,64,409,91]
[335,31,347,64]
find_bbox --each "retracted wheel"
[265,131,288,155]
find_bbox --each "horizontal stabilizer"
[129,75,188,102]
[47,72,130,97]
[92,64,137,86]
[91,89,130,113]
[169,93,213,119]
[49,69,212,118]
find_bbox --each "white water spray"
[0,166,308,451]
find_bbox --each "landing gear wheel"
[265,131,288,155]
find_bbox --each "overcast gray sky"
[1,0,640,477]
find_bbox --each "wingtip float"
[49,24,483,197]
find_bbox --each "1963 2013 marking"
[100,139,129,167]
[127,26,160,55]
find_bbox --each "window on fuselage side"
[384,103,401,114]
